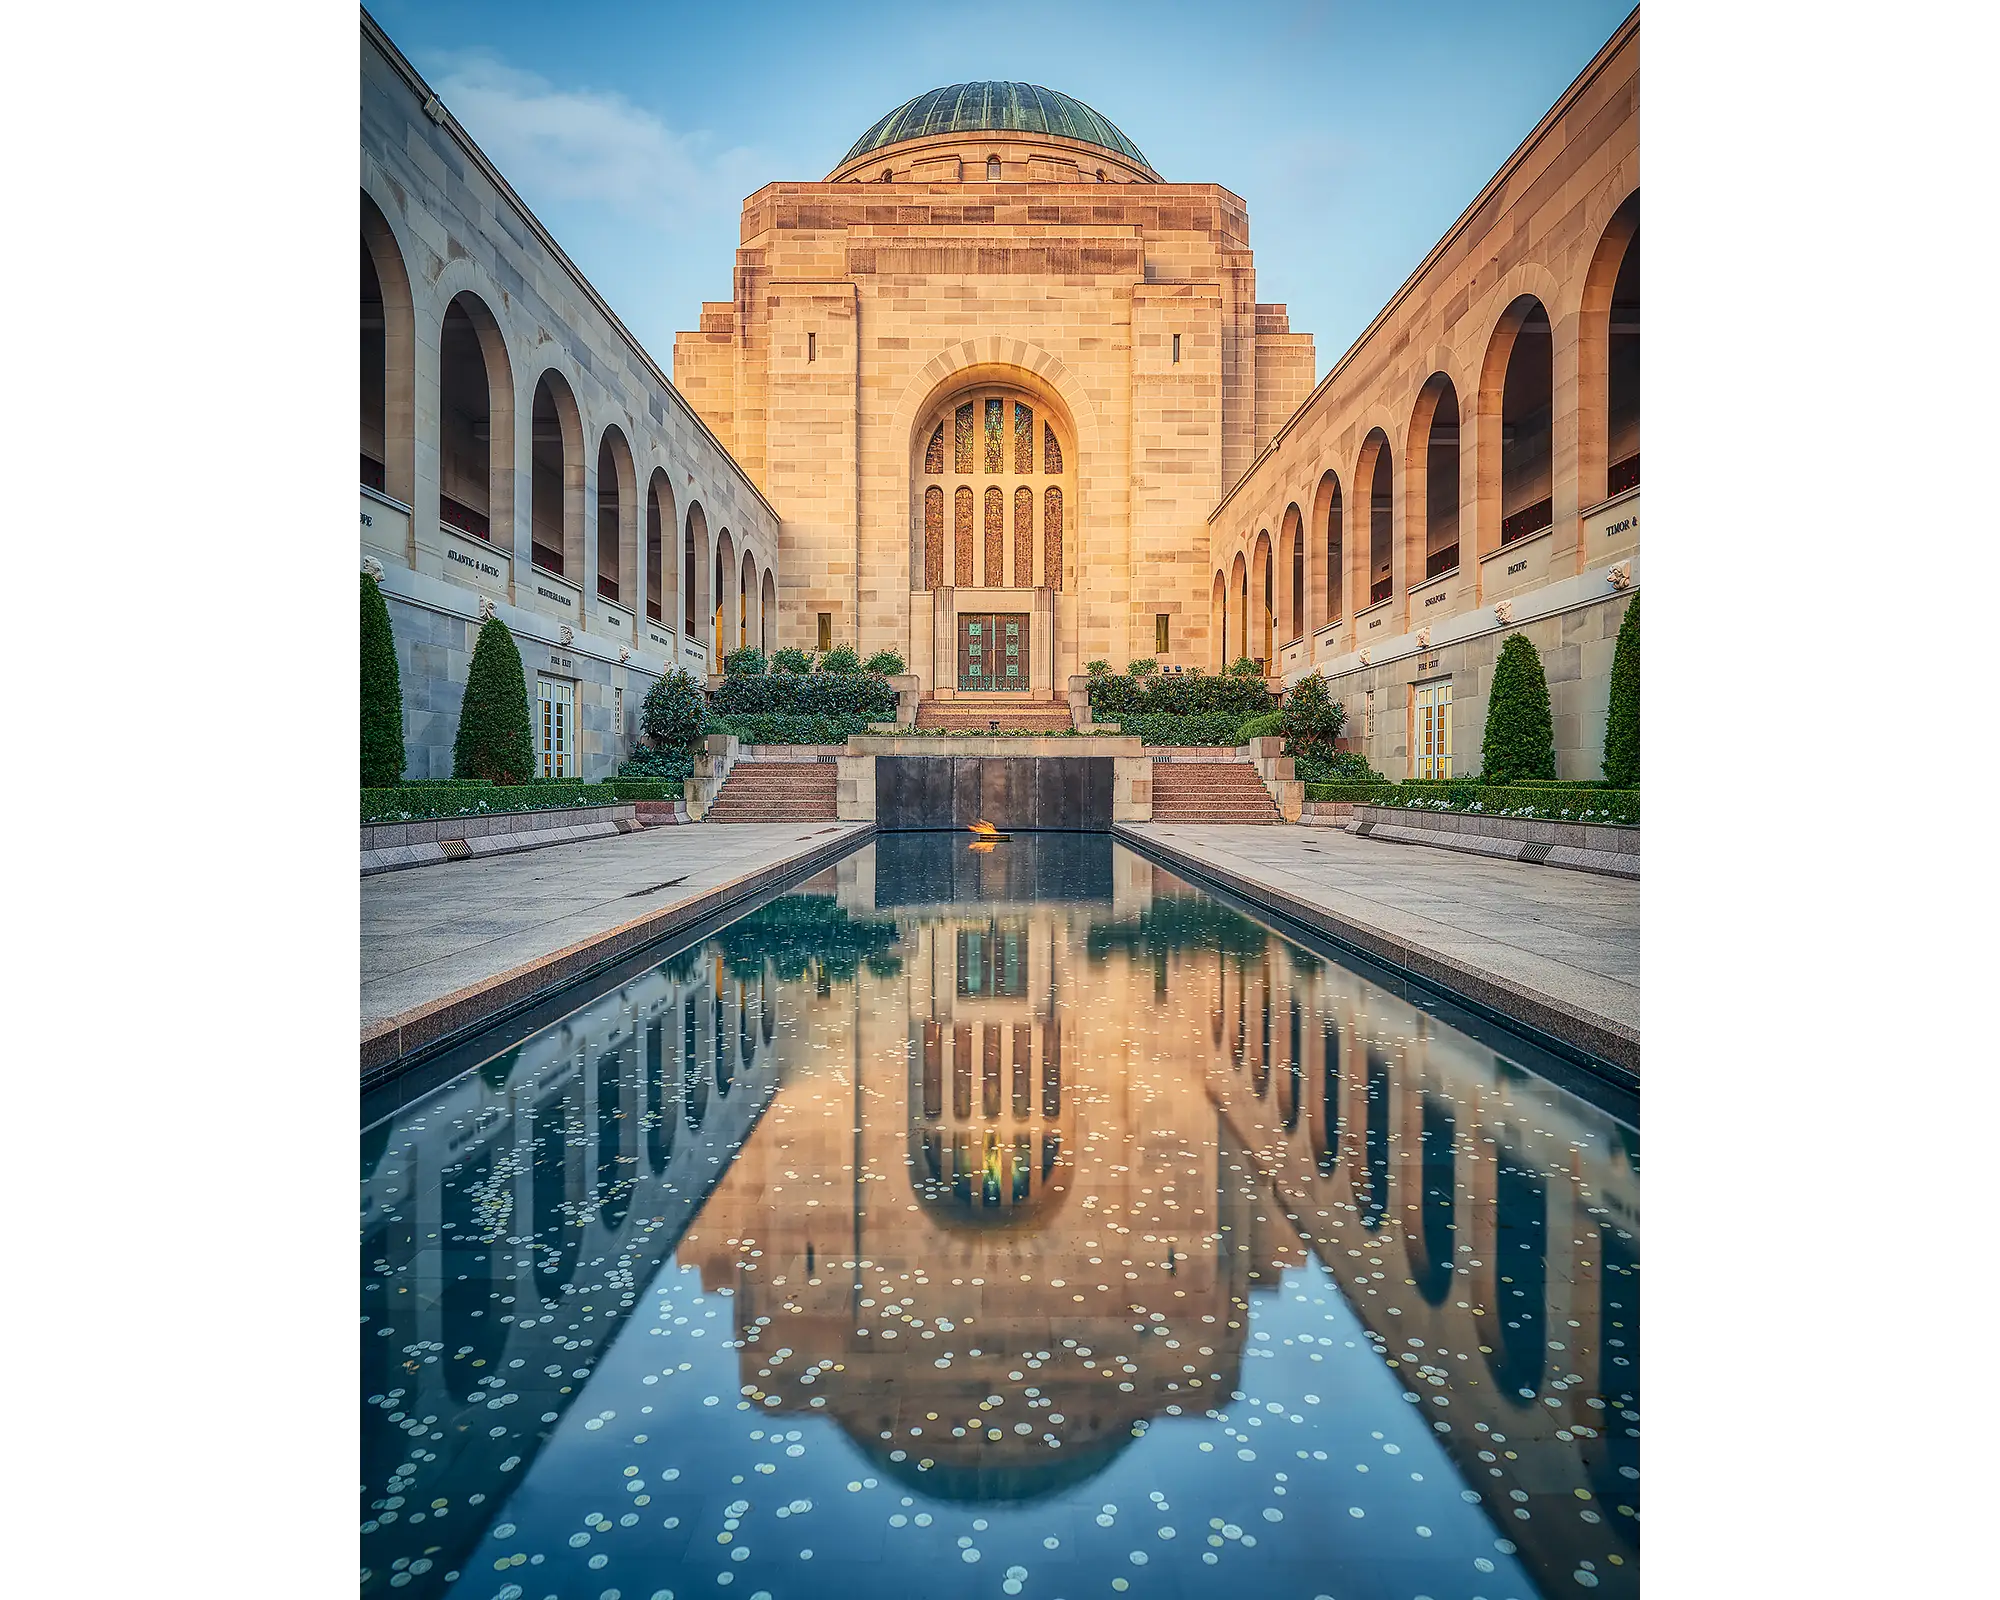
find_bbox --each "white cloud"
[419,50,762,228]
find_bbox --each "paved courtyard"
[361,822,870,1070]
[1120,822,1639,1072]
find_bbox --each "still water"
[361,834,1638,1600]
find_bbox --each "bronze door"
[958,614,1027,691]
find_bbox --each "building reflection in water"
[361,833,1637,1599]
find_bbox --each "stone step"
[1149,760,1282,823]
[707,761,841,823]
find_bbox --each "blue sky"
[368,0,1632,381]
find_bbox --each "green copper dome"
[842,83,1153,173]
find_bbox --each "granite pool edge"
[1113,823,1639,1090]
[359,823,875,1086]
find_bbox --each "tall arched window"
[530,371,583,573]
[1419,377,1461,578]
[684,503,710,646]
[361,194,416,506]
[1290,520,1305,640]
[439,295,502,542]
[1500,304,1553,543]
[986,155,1001,180]
[1608,229,1640,494]
[1361,432,1394,607]
[596,427,636,604]
[916,387,1072,590]
[645,470,672,624]
[1314,471,1343,626]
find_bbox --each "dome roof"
[842,82,1153,173]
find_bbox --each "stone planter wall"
[362,803,639,874]
[1351,805,1639,878]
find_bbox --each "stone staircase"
[914,696,1075,733]
[1150,760,1284,824]
[704,760,839,824]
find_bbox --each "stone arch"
[684,501,711,651]
[1356,428,1396,611]
[740,550,757,652]
[889,336,1099,582]
[595,424,638,607]
[1310,469,1343,631]
[760,568,777,654]
[1210,569,1229,673]
[529,367,585,577]
[645,467,676,627]
[360,190,416,509]
[905,362,1079,592]
[1228,551,1249,665]
[436,289,514,550]
[1278,503,1306,647]
[1474,294,1557,567]
[1405,372,1463,586]
[713,526,737,659]
[1577,189,1640,505]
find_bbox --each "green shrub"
[1367,784,1639,826]
[362,782,618,824]
[1127,657,1158,679]
[1089,671,1272,721]
[452,617,534,784]
[1481,632,1557,785]
[863,649,907,676]
[771,647,814,674]
[722,647,767,677]
[395,778,494,788]
[617,744,694,783]
[1236,711,1284,744]
[361,573,404,787]
[641,669,709,751]
[711,671,895,721]
[1085,659,1111,678]
[1602,592,1639,789]
[1227,657,1263,679]
[818,644,863,674]
[1280,671,1346,764]
[1113,712,1244,745]
[711,712,871,745]
[1295,749,1382,784]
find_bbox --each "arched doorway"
[438,293,511,545]
[1580,191,1640,503]
[596,426,636,605]
[713,527,737,659]
[1311,470,1342,630]
[529,371,583,575]
[911,379,1074,693]
[760,569,777,653]
[645,469,675,627]
[684,503,711,661]
[360,193,414,507]
[1359,431,1394,609]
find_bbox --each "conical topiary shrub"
[452,616,534,783]
[1602,592,1639,789]
[1480,631,1557,784]
[360,572,404,786]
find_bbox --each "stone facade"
[674,108,1314,687]
[1209,13,1639,780]
[360,14,779,779]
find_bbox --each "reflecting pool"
[361,833,1638,1600]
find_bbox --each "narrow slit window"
[816,612,832,653]
[1172,333,1181,364]
[807,332,816,363]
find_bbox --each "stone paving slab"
[1115,822,1638,1081]
[361,821,871,1078]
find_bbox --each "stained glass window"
[954,403,974,474]
[1043,423,1063,475]
[924,486,945,589]
[1014,486,1034,587]
[984,486,1004,586]
[924,423,945,476]
[984,398,1003,474]
[1043,487,1064,591]
[1014,402,1034,473]
[954,487,974,586]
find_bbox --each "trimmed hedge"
[1236,711,1283,744]
[712,671,896,720]
[616,744,695,783]
[1114,712,1245,745]
[1361,785,1639,825]
[362,783,618,824]
[711,712,873,744]
[1303,782,1396,803]
[722,647,767,677]
[360,573,404,786]
[1296,750,1382,784]
[641,670,708,750]
[1088,672,1273,720]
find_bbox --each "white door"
[537,677,576,777]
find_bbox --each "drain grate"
[624,875,688,898]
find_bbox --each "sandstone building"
[360,4,1638,781]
